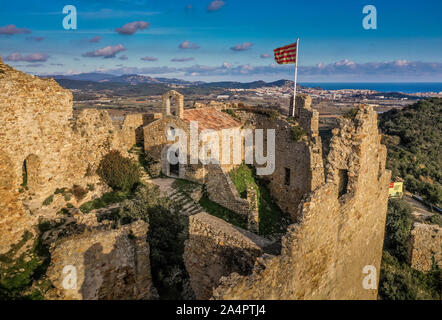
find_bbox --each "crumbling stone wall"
[183,213,273,299]
[46,220,154,300]
[0,60,139,253]
[212,105,390,300]
[121,113,161,146]
[408,222,441,272]
[162,90,184,118]
[292,94,319,137]
[234,103,324,220]
[205,164,250,216]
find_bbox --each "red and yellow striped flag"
[273,42,297,64]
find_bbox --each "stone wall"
[0,61,139,254]
[46,220,155,300]
[408,222,441,272]
[292,94,320,138]
[205,164,250,216]
[212,105,390,300]
[0,151,29,254]
[183,213,273,299]
[235,107,324,220]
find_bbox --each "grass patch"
[79,190,133,213]
[229,164,259,199]
[199,195,248,230]
[228,163,286,236]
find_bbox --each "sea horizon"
[298,82,442,93]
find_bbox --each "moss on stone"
[42,195,54,206]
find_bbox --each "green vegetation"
[383,198,413,262]
[172,179,201,197]
[71,184,88,201]
[228,163,286,236]
[129,143,160,178]
[229,163,259,199]
[0,231,51,300]
[290,125,306,142]
[54,187,72,201]
[379,198,441,300]
[118,184,169,225]
[269,110,279,120]
[145,192,189,299]
[380,251,440,300]
[379,98,442,206]
[429,214,442,227]
[101,183,190,299]
[221,108,240,121]
[97,150,141,191]
[79,190,133,213]
[42,195,54,206]
[199,195,248,230]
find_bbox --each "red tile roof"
[182,107,241,131]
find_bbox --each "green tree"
[96,150,140,191]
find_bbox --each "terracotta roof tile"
[182,107,241,131]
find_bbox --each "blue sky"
[0,0,441,82]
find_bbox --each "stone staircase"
[169,189,205,216]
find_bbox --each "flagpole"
[292,38,299,117]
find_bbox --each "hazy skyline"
[1,0,441,82]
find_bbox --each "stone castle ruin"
[0,58,391,300]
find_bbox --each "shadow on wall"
[80,237,136,300]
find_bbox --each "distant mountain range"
[43,73,294,90]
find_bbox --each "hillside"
[379,98,442,206]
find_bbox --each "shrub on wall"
[71,185,88,201]
[118,184,169,224]
[290,125,306,142]
[96,150,140,191]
